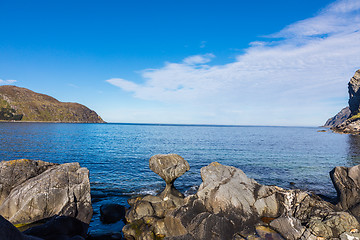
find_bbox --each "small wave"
[130,189,160,196]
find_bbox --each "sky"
[1,0,360,126]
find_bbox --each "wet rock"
[149,154,190,200]
[100,204,126,224]
[0,160,92,225]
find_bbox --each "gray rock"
[270,216,305,240]
[0,159,56,204]
[196,162,285,219]
[330,165,360,217]
[348,70,360,116]
[186,212,236,240]
[0,160,92,225]
[149,154,190,201]
[332,70,360,134]
[149,154,190,184]
[307,212,359,238]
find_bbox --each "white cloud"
[0,79,17,85]
[107,0,360,125]
[182,53,214,65]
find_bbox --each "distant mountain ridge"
[0,85,105,123]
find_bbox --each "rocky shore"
[2,155,360,240]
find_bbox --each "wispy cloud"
[0,79,17,85]
[107,0,360,125]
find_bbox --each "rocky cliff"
[330,70,360,134]
[324,107,350,127]
[0,85,105,123]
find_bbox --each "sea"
[0,122,359,235]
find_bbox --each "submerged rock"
[100,204,127,224]
[0,159,92,225]
[123,154,360,240]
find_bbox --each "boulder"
[269,216,305,240]
[330,165,360,218]
[0,160,92,225]
[149,154,190,200]
[0,159,55,204]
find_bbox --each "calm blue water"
[0,122,359,234]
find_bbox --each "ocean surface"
[0,122,359,235]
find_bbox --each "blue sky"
[1,0,359,125]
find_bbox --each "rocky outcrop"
[0,159,92,225]
[324,107,350,127]
[123,154,360,240]
[0,85,105,123]
[348,70,360,116]
[332,70,360,134]
[149,154,190,202]
[330,165,360,219]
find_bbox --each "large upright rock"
[149,154,190,200]
[348,70,360,116]
[330,165,360,219]
[0,159,56,204]
[0,159,92,225]
[333,70,360,134]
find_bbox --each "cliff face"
[332,70,360,134]
[0,85,105,123]
[349,70,360,116]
